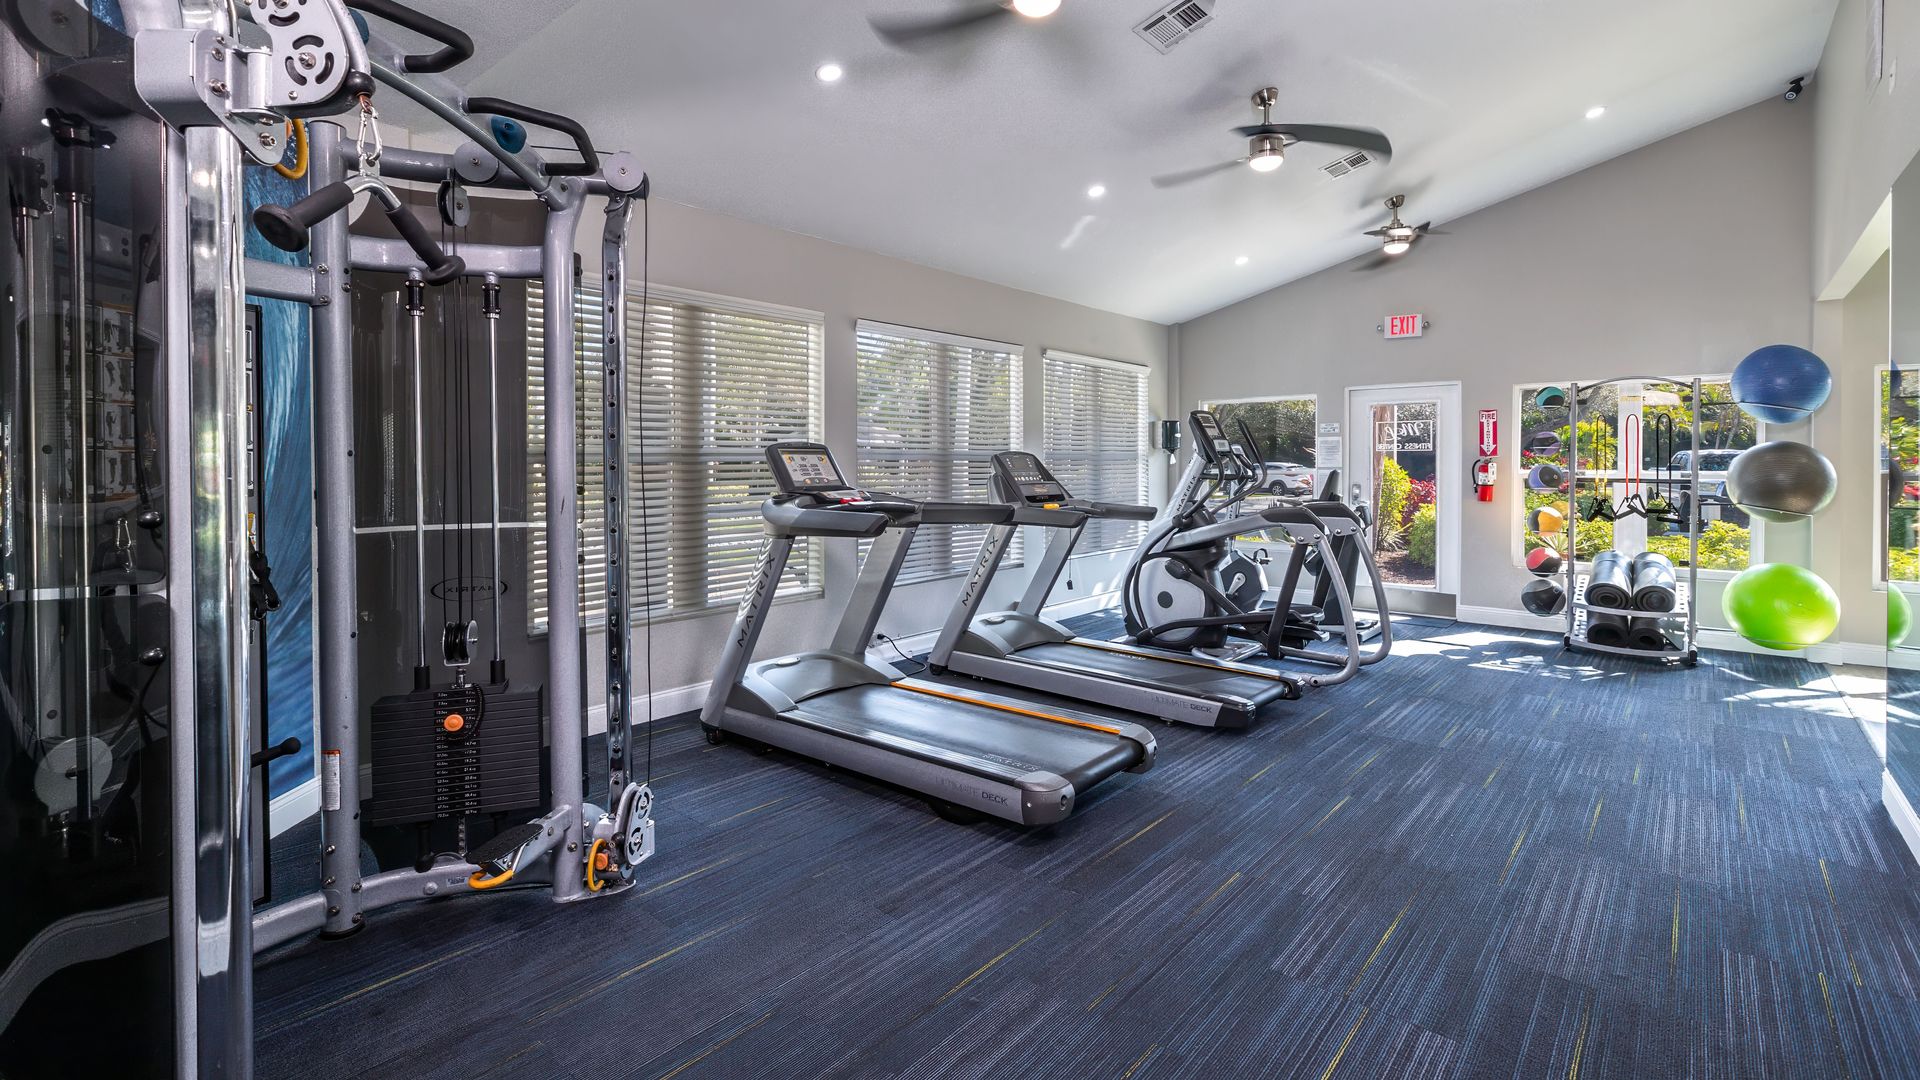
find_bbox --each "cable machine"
[0,1,657,1075]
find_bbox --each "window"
[1043,351,1151,554]
[1514,378,1757,572]
[1203,396,1320,498]
[855,321,1022,583]
[1881,366,1917,584]
[527,280,824,630]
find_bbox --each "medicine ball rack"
[1559,376,1702,666]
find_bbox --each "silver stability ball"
[1725,440,1837,523]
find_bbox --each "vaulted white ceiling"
[402,0,1837,324]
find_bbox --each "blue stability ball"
[1732,345,1832,423]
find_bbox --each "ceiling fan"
[868,0,1062,50]
[1151,87,1392,189]
[1353,194,1445,270]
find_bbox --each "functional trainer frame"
[0,2,657,1075]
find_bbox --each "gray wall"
[1813,0,1919,297]
[571,198,1175,703]
[1173,98,1816,621]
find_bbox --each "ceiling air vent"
[1320,150,1374,179]
[1133,0,1213,54]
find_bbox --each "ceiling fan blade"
[1151,159,1246,188]
[1352,252,1398,272]
[1231,124,1285,138]
[1415,223,1450,236]
[1361,228,1394,238]
[869,4,1012,49]
[1267,124,1393,161]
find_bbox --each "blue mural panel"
[243,163,318,799]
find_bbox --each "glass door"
[1348,384,1460,598]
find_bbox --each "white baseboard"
[1887,771,1920,867]
[269,778,318,838]
[1454,604,1880,666]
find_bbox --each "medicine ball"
[1527,462,1566,491]
[1521,579,1566,615]
[1525,547,1562,577]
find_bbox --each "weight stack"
[367,681,544,827]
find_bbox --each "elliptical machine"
[1123,411,1392,681]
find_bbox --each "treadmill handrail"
[763,496,891,538]
[917,500,1016,526]
[1087,500,1158,521]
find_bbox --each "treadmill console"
[991,451,1071,505]
[766,443,867,500]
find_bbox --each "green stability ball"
[1721,563,1840,650]
[1891,587,1913,649]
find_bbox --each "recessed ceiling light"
[1012,0,1061,17]
[816,62,844,84]
[1585,105,1607,120]
[1086,183,1106,199]
[1234,255,1250,266]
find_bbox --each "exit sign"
[1385,314,1425,339]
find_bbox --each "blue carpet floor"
[254,617,1920,1079]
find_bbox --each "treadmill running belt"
[786,683,1142,791]
[1017,641,1295,706]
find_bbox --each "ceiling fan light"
[1382,239,1412,256]
[1011,0,1061,17]
[1246,134,1285,172]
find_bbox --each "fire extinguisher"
[1473,457,1498,502]
[1474,408,1498,502]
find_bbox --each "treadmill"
[926,451,1304,729]
[700,442,1157,826]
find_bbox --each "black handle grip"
[344,0,474,74]
[383,200,465,285]
[1089,500,1158,522]
[466,96,600,177]
[250,737,303,769]
[251,181,356,253]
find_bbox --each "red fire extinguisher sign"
[1478,410,1498,456]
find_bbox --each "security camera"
[1785,76,1806,102]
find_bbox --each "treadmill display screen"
[776,451,843,490]
[995,452,1068,502]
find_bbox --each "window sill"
[528,586,826,639]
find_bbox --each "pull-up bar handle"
[345,0,474,74]
[467,96,601,177]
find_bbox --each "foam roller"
[1586,550,1633,610]
[1630,552,1677,613]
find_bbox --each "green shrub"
[1408,503,1437,567]
[1892,546,1920,582]
[1375,458,1412,552]
[1644,520,1750,571]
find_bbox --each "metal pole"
[306,121,365,938]
[542,188,588,901]
[169,111,255,1080]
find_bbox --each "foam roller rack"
[1567,574,1697,667]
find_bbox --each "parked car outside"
[1668,449,1748,527]
[1261,462,1314,497]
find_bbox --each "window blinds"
[855,321,1023,584]
[527,280,824,630]
[1042,351,1151,554]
